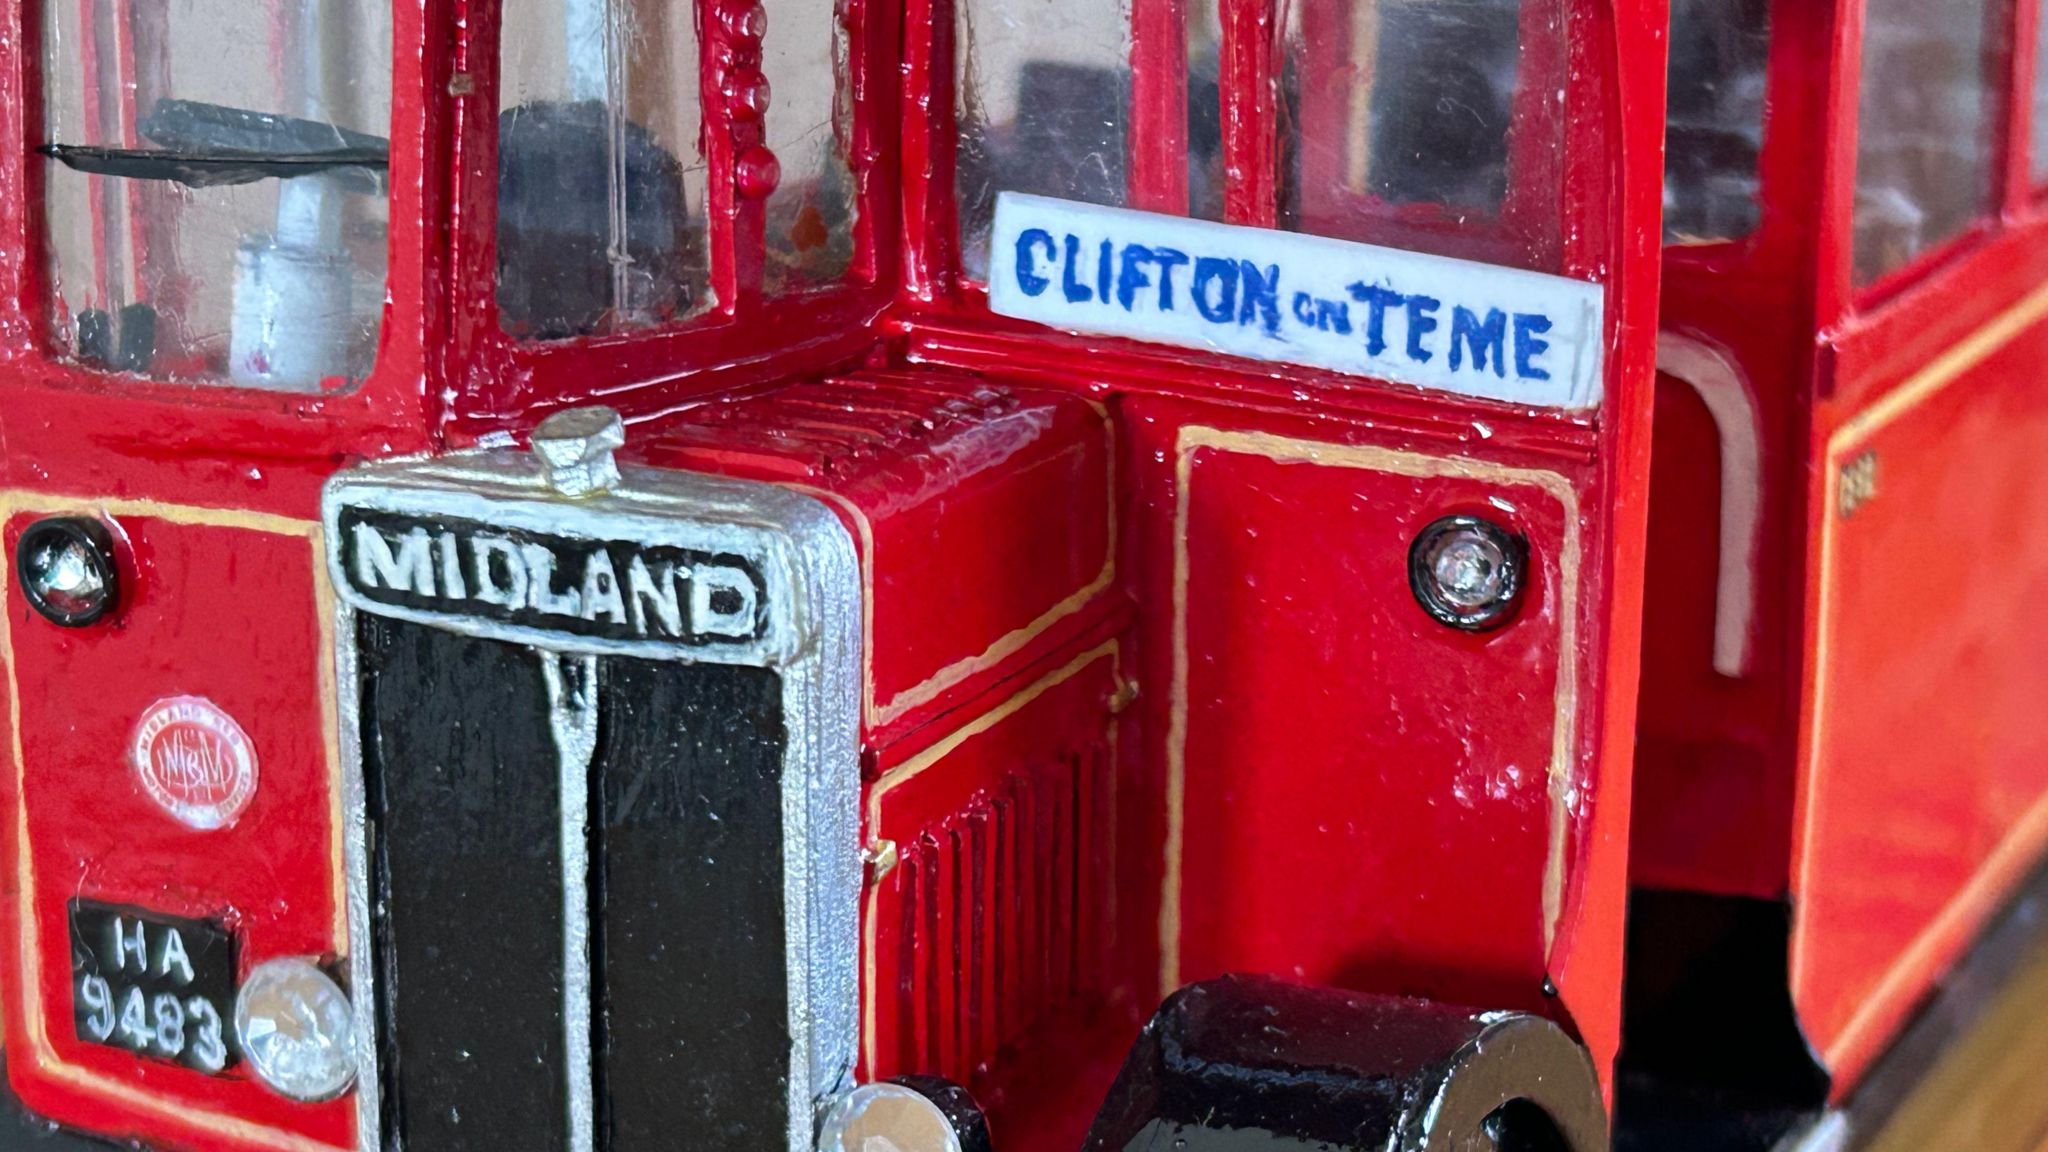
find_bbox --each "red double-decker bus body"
[0,0,2041,1150]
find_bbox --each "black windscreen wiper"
[38,98,390,191]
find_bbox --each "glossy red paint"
[860,636,1137,1152]
[892,0,1668,1095]
[1164,417,1579,1004]
[0,0,1690,1149]
[1794,143,2048,1089]
[634,372,1119,742]
[0,0,449,1140]
[1639,0,2048,1106]
[631,371,1140,1143]
[1,508,351,1152]
[1630,0,1833,902]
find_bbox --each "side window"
[2033,3,2048,186]
[1663,0,1770,244]
[1277,0,1568,271]
[762,0,860,291]
[955,0,1134,282]
[40,0,393,390]
[1852,0,2002,286]
[498,0,860,341]
[498,1,711,340]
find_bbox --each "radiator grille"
[889,741,1114,1080]
[358,616,791,1152]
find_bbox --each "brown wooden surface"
[1860,931,2048,1152]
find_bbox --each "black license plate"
[69,900,238,1074]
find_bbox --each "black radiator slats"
[359,617,792,1152]
[595,657,790,1151]
[359,617,571,1152]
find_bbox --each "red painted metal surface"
[635,372,1119,741]
[1640,0,2048,1106]
[22,0,2001,1144]
[1631,0,1834,900]
[1795,319,2048,1090]
[1163,416,1579,1006]
[1,508,351,1152]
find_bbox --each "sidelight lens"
[17,517,118,627]
[235,958,358,1103]
[818,1080,989,1152]
[1409,515,1527,632]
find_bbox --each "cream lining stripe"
[0,490,351,1152]
[1798,278,2048,1072]
[858,641,1120,1074]
[786,412,1118,729]
[1160,428,1582,997]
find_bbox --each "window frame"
[1273,0,1573,269]
[445,0,900,434]
[932,0,1604,297]
[0,0,441,449]
[2018,0,2048,196]
[1825,0,2025,314]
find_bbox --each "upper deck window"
[1851,0,2002,286]
[1663,0,1769,244]
[39,0,392,390]
[499,0,861,341]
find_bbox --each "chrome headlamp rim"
[16,516,119,628]
[234,957,360,1104]
[817,1077,990,1152]
[1407,514,1529,633]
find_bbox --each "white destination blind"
[988,193,1605,410]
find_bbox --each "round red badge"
[130,696,258,831]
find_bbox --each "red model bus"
[0,0,2044,1149]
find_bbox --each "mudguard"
[1085,976,1606,1152]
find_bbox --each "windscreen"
[40,0,393,390]
[497,0,860,341]
[953,0,1571,281]
[498,0,711,340]
[1277,0,1568,271]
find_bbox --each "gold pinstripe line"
[785,410,1118,730]
[1160,428,1583,996]
[857,641,1120,1074]
[1799,277,2048,1073]
[0,490,350,1152]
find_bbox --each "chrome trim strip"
[333,599,382,1152]
[541,653,601,1152]
[325,450,863,1152]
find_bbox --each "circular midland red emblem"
[130,696,258,831]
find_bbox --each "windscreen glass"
[763,0,860,292]
[499,0,711,340]
[1276,0,1567,271]
[955,0,1134,282]
[41,0,392,389]
[1188,0,1224,221]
